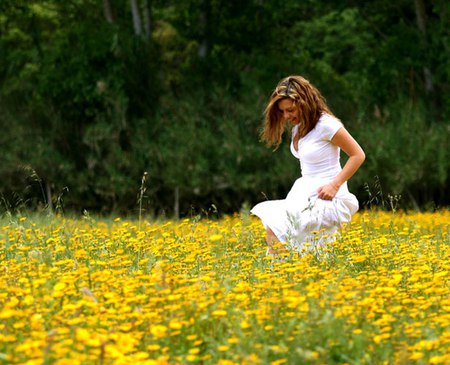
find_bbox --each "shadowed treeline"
[0,0,449,216]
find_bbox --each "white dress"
[251,113,359,254]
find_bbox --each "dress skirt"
[251,176,358,254]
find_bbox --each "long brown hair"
[262,76,333,148]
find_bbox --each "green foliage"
[0,0,448,215]
[353,100,450,210]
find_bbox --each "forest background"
[0,0,449,217]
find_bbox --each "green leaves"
[0,0,448,214]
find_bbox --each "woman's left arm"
[317,127,365,200]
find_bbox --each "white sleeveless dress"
[251,113,359,254]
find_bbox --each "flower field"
[0,210,449,365]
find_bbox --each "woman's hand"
[317,183,339,200]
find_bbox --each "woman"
[251,76,365,256]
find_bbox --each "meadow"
[0,210,449,365]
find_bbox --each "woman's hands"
[317,182,339,200]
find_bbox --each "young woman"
[251,76,365,256]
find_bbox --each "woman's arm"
[317,127,365,200]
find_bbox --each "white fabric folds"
[251,113,359,254]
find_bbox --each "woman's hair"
[262,75,333,148]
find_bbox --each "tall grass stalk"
[138,171,148,230]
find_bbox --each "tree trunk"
[46,181,53,212]
[198,0,211,58]
[414,0,434,94]
[130,0,142,36]
[103,0,115,23]
[142,0,152,41]
[174,187,179,219]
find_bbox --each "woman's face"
[278,98,299,125]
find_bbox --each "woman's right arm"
[317,127,365,200]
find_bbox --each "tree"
[0,0,448,214]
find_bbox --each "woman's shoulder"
[316,113,343,139]
[318,113,342,125]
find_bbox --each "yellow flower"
[169,320,183,330]
[209,234,223,242]
[409,352,424,360]
[75,328,90,343]
[430,355,447,364]
[270,359,288,365]
[186,355,198,362]
[0,309,18,319]
[1,210,449,364]
[147,344,161,351]
[150,325,168,339]
[211,309,227,317]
